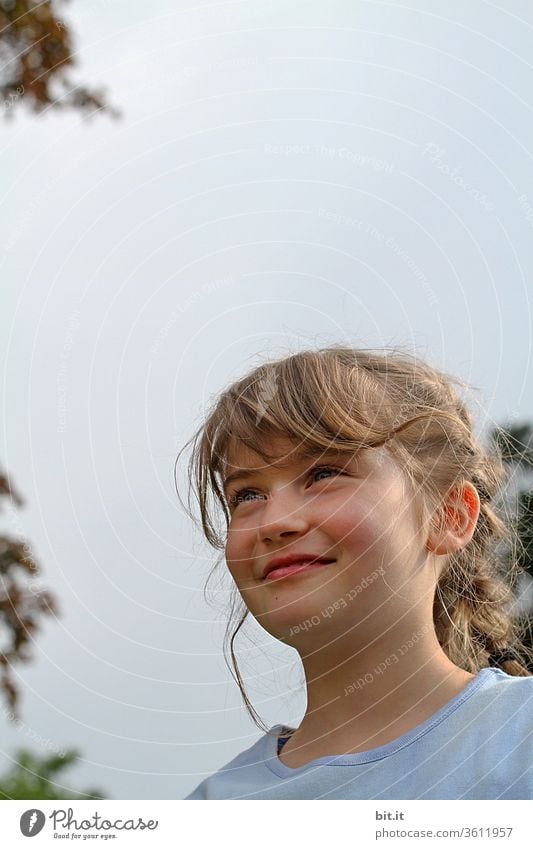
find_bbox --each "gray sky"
[1,0,532,800]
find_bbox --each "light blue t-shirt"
[186,668,533,799]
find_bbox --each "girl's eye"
[311,465,343,483]
[228,465,344,509]
[228,489,263,507]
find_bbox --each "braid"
[434,498,532,676]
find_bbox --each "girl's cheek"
[224,552,245,586]
[333,513,386,560]
[225,533,250,579]
[224,539,237,571]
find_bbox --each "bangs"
[207,351,396,484]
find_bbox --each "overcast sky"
[1,0,533,800]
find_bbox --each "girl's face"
[223,434,435,643]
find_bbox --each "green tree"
[491,421,533,579]
[515,490,533,578]
[1,0,118,118]
[1,1,114,802]
[492,423,533,470]
[0,473,59,719]
[489,421,533,660]
[0,748,106,799]
[0,472,110,801]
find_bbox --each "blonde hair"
[176,345,532,729]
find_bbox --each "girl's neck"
[280,633,475,768]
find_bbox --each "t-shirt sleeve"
[184,780,207,800]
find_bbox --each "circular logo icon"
[20,809,46,837]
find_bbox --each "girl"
[181,345,533,799]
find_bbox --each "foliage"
[489,422,533,660]
[0,748,106,799]
[0,0,118,118]
[515,490,533,578]
[0,472,59,719]
[492,423,533,469]
[490,422,533,578]
[0,2,113,800]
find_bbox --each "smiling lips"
[262,555,336,582]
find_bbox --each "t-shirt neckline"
[265,667,505,778]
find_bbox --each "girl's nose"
[257,492,310,543]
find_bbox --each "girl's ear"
[426,482,481,556]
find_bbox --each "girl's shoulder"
[489,668,533,688]
[475,668,533,712]
[185,726,282,800]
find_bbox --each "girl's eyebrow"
[221,447,355,492]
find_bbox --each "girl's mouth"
[264,559,336,581]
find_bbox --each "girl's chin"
[255,607,332,642]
